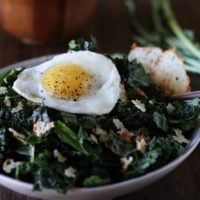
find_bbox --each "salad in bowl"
[0,39,199,200]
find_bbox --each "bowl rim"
[0,128,199,194]
[0,55,199,194]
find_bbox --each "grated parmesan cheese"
[113,118,134,141]
[90,134,98,144]
[131,99,146,112]
[4,97,11,107]
[33,121,54,137]
[166,103,176,114]
[0,87,8,95]
[136,137,147,154]
[113,118,126,134]
[120,156,133,172]
[173,128,190,144]
[53,149,67,163]
[3,159,21,173]
[11,101,24,113]
[64,167,77,178]
[93,127,109,142]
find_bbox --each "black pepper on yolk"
[42,64,94,100]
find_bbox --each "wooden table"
[0,0,199,199]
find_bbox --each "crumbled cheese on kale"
[11,101,24,113]
[93,127,109,142]
[120,156,133,171]
[131,99,146,112]
[136,136,147,153]
[173,128,190,144]
[33,121,54,137]
[64,167,77,178]
[4,97,11,107]
[119,84,127,102]
[113,118,126,134]
[53,149,67,163]
[0,87,8,95]
[3,159,21,173]
[90,134,98,144]
[166,103,176,114]
[95,127,106,135]
[113,118,134,141]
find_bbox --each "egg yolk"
[42,64,93,100]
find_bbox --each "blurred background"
[0,0,200,59]
[0,0,200,66]
[0,0,199,200]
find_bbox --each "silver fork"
[172,90,200,100]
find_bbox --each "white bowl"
[0,56,199,200]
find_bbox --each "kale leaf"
[68,37,97,51]
[55,121,89,156]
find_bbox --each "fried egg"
[13,51,121,115]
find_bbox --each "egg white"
[13,51,121,115]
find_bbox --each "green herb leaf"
[124,0,200,74]
[3,68,22,85]
[153,112,168,132]
[68,37,97,51]
[55,121,89,156]
[127,60,151,88]
[106,130,135,156]
[83,175,111,187]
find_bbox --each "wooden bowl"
[0,0,97,44]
